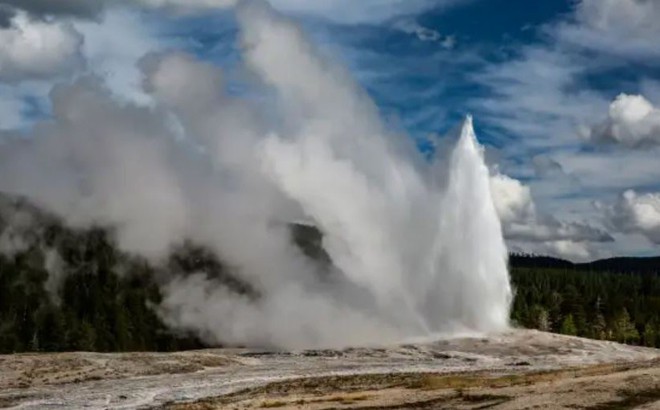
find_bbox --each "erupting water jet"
[0,0,512,349]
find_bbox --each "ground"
[1,330,659,409]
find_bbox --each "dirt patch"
[168,361,660,410]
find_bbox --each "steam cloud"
[0,0,512,349]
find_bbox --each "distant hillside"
[510,254,660,275]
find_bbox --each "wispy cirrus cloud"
[555,0,660,62]
[0,0,473,23]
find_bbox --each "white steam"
[0,0,511,348]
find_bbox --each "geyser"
[0,0,511,349]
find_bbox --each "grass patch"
[261,400,287,408]
[321,393,372,405]
[586,387,660,410]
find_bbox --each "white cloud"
[440,35,456,50]
[2,0,471,24]
[556,0,660,61]
[0,88,24,129]
[394,20,440,42]
[73,9,167,104]
[584,94,660,147]
[490,172,534,225]
[466,0,660,259]
[393,19,456,48]
[471,1,660,150]
[489,172,612,261]
[471,47,607,149]
[262,0,470,24]
[554,148,660,192]
[601,190,660,245]
[0,12,83,83]
[135,0,236,12]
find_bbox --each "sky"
[0,0,659,261]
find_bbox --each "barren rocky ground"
[1,330,659,409]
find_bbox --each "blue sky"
[1,0,659,261]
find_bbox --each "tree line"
[1,200,659,353]
[510,254,660,346]
[0,224,207,353]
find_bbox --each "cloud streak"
[0,0,471,23]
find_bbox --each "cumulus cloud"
[489,172,612,260]
[584,94,660,147]
[0,12,83,83]
[601,190,660,245]
[490,173,535,225]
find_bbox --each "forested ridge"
[1,194,659,354]
[510,255,660,346]
[0,225,209,353]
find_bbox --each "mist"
[0,0,511,349]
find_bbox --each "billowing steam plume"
[0,0,511,348]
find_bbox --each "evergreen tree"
[612,309,640,344]
[643,321,657,347]
[528,305,551,331]
[560,314,578,336]
[77,321,97,351]
[591,313,607,340]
